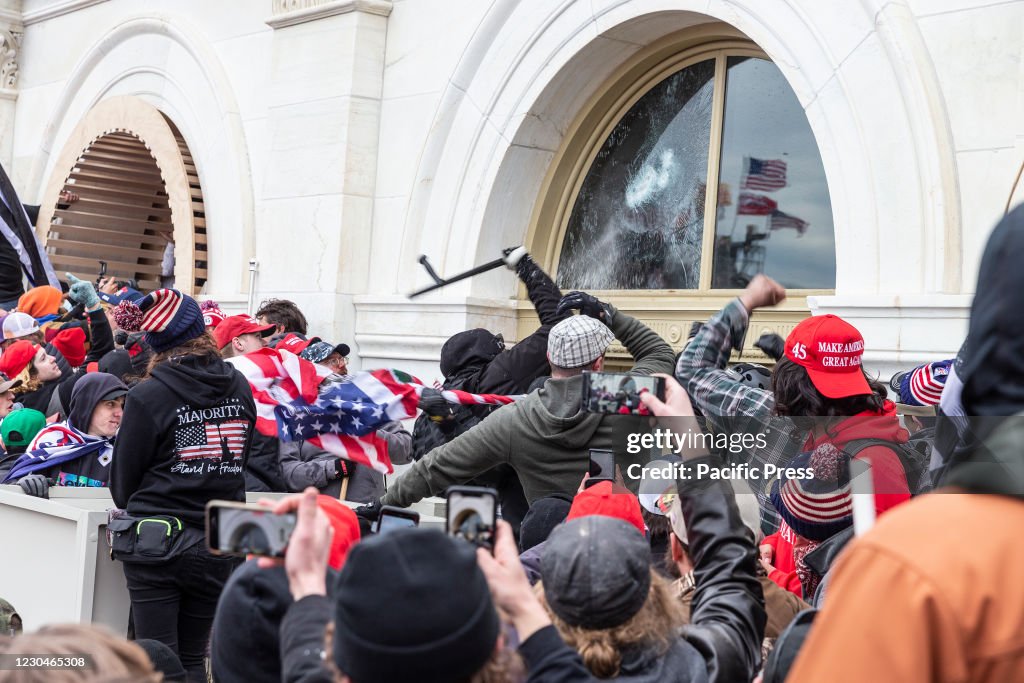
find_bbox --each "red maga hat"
[214,315,275,349]
[784,315,871,399]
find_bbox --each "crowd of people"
[0,206,1021,682]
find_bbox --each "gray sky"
[714,56,836,288]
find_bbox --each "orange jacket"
[788,493,1024,683]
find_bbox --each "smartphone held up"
[376,505,420,535]
[587,448,616,488]
[206,501,296,559]
[445,486,498,552]
[582,371,665,416]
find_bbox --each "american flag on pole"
[227,349,519,474]
[769,209,809,236]
[737,193,778,216]
[175,420,250,461]
[741,157,787,191]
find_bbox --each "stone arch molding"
[403,0,961,299]
[28,13,254,296]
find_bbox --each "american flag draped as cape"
[1,423,112,483]
[226,348,519,474]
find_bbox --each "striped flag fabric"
[769,209,809,236]
[1,423,110,483]
[737,193,778,216]
[227,348,519,474]
[0,161,60,289]
[741,157,787,192]
[175,419,250,461]
[226,347,331,437]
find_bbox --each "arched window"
[555,48,834,292]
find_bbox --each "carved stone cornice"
[22,0,107,26]
[267,0,392,29]
[0,26,21,89]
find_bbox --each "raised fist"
[739,274,786,312]
[555,291,615,326]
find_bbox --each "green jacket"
[382,311,674,507]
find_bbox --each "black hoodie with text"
[110,353,256,527]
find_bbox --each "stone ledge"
[22,0,107,26]
[0,8,22,26]
[266,0,393,29]
[808,293,973,317]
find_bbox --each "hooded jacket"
[383,310,675,507]
[110,353,256,527]
[2,372,126,486]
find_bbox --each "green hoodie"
[382,310,674,507]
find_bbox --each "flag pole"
[729,157,747,241]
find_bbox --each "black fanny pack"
[107,512,202,564]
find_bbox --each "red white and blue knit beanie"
[889,359,952,406]
[769,443,853,542]
[112,289,206,354]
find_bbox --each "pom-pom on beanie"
[770,443,853,542]
[112,289,205,354]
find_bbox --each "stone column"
[260,0,391,362]
[0,1,22,170]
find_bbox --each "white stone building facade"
[1,0,1021,382]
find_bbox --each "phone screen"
[588,449,615,486]
[582,371,665,416]
[377,511,419,535]
[446,487,497,551]
[206,503,296,558]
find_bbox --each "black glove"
[555,291,614,326]
[354,499,383,523]
[418,387,454,420]
[19,474,50,499]
[754,332,785,361]
[333,458,349,479]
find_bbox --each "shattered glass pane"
[557,59,715,290]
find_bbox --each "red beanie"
[316,495,361,570]
[51,327,87,368]
[0,340,38,379]
[566,481,646,535]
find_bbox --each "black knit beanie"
[519,495,572,552]
[210,561,293,683]
[332,528,500,683]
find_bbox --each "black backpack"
[843,436,933,495]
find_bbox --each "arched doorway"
[36,96,207,295]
